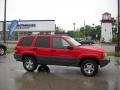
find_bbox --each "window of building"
[35,36,50,48]
[105,29,106,32]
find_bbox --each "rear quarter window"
[19,37,34,46]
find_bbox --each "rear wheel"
[23,56,38,72]
[81,60,98,76]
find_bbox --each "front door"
[51,37,77,66]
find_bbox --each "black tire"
[81,60,98,76]
[23,56,38,72]
[37,65,50,73]
[0,47,5,56]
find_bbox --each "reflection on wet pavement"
[15,72,108,90]
[0,54,120,90]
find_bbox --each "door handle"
[32,48,37,50]
[51,50,56,52]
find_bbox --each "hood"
[78,45,105,52]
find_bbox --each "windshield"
[66,36,81,46]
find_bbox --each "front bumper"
[99,57,110,67]
[14,53,22,61]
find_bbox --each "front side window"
[65,36,81,46]
[35,36,50,48]
[19,37,34,46]
[52,37,70,49]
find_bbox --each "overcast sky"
[0,0,117,30]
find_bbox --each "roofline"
[20,34,68,37]
[102,12,111,15]
[0,20,55,22]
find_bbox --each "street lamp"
[3,0,7,43]
[73,23,76,31]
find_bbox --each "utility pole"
[118,0,120,46]
[3,0,7,43]
[115,0,120,56]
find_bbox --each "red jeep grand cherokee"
[14,35,110,76]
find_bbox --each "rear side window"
[19,37,34,46]
[35,36,50,48]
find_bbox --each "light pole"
[115,0,120,56]
[73,23,76,32]
[3,0,7,43]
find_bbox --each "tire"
[38,65,50,73]
[0,47,5,56]
[81,60,98,76]
[23,56,38,72]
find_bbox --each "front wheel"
[81,60,98,76]
[23,56,38,72]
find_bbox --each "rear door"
[34,36,52,64]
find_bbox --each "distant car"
[79,40,96,45]
[0,43,7,56]
[74,38,95,45]
[74,38,82,42]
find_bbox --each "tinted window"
[35,36,50,48]
[52,37,70,49]
[20,37,34,46]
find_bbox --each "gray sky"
[0,0,117,30]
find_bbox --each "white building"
[0,20,55,40]
[101,12,112,43]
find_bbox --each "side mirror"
[67,46,73,50]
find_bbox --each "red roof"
[102,12,111,15]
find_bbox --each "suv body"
[14,35,110,76]
[0,43,7,56]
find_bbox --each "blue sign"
[8,20,18,39]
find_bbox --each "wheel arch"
[22,54,37,63]
[0,45,7,51]
[78,57,99,67]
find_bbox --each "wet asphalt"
[0,54,120,90]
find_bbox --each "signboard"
[0,20,55,32]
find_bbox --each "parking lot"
[0,53,120,90]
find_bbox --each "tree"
[55,26,65,34]
[80,25,101,40]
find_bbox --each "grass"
[6,47,15,53]
[107,52,115,56]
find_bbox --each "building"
[0,20,55,41]
[101,12,112,43]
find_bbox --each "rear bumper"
[14,53,22,61]
[99,57,110,67]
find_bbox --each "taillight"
[101,52,107,59]
[104,52,107,57]
[15,47,19,53]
